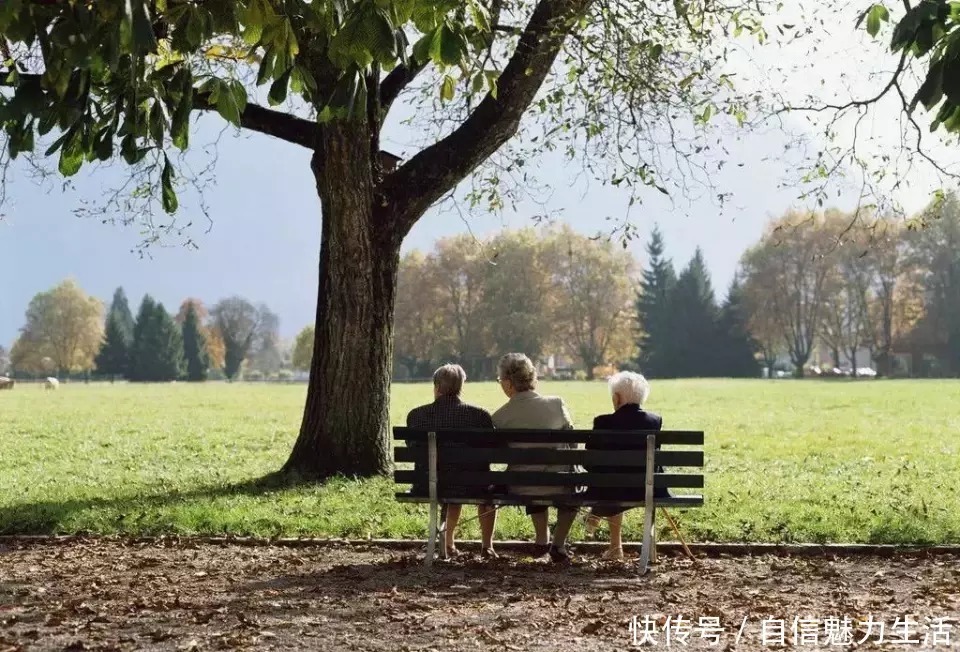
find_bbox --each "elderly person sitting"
[583,370,668,561]
[406,364,499,559]
[492,353,579,563]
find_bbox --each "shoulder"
[593,413,614,429]
[641,410,663,429]
[462,403,494,424]
[406,404,431,426]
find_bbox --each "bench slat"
[393,447,703,467]
[393,428,704,446]
[393,470,703,488]
[395,493,705,507]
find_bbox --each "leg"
[551,507,577,548]
[608,512,624,550]
[529,508,550,546]
[478,503,498,552]
[443,504,463,556]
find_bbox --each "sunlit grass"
[1,379,958,544]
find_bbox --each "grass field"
[1,379,959,544]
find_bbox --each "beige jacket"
[492,390,576,496]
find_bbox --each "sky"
[0,1,954,349]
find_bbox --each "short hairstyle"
[498,353,537,392]
[433,364,466,396]
[608,371,650,405]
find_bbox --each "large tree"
[210,296,272,379]
[107,287,136,345]
[905,191,960,375]
[669,247,719,377]
[15,279,104,377]
[182,302,210,381]
[291,324,316,373]
[635,226,677,378]
[714,276,759,378]
[741,212,838,377]
[129,296,185,381]
[544,225,637,377]
[95,312,131,381]
[0,0,767,476]
[393,250,444,379]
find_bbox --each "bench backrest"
[393,428,704,499]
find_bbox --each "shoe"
[480,547,499,559]
[533,543,551,558]
[601,546,625,561]
[549,544,573,564]
[440,546,460,560]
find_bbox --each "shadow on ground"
[0,471,315,534]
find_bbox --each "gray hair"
[433,364,466,396]
[608,371,650,405]
[498,353,537,392]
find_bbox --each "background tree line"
[7,282,286,382]
[391,224,758,380]
[8,192,958,383]
[738,193,960,378]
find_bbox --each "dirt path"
[1,541,958,651]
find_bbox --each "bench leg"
[425,499,438,569]
[638,434,656,574]
[651,509,658,564]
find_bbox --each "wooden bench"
[393,427,704,571]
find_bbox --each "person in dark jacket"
[584,371,668,560]
[406,364,499,558]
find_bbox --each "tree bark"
[283,123,400,478]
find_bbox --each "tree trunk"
[283,125,400,479]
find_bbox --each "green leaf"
[161,154,178,213]
[441,74,455,102]
[127,0,158,54]
[915,57,946,111]
[94,128,114,161]
[485,70,499,99]
[58,129,84,176]
[214,79,247,126]
[866,4,890,37]
[467,0,491,32]
[171,68,193,151]
[471,71,484,94]
[148,100,165,143]
[439,23,466,66]
[268,67,293,106]
[412,30,435,65]
[44,124,76,157]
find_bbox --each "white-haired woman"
[584,370,668,561]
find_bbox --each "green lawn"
[1,379,959,544]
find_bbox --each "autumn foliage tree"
[0,0,769,476]
[12,279,103,377]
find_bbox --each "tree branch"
[1,70,320,150]
[379,60,429,116]
[193,92,319,149]
[381,0,593,236]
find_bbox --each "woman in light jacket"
[492,352,578,563]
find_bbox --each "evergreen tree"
[715,276,760,378]
[94,312,130,381]
[670,248,720,377]
[129,296,184,382]
[108,287,135,345]
[635,226,678,377]
[181,303,210,382]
